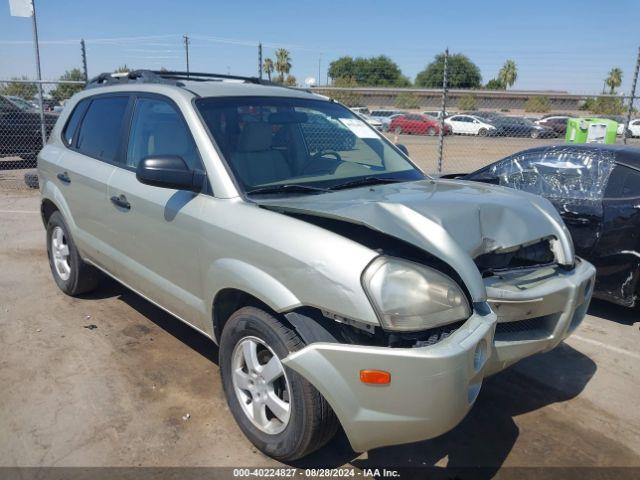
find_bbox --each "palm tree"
[275,48,292,83]
[605,67,623,94]
[263,58,274,82]
[498,60,518,89]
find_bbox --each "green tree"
[415,53,482,89]
[328,55,410,87]
[284,74,297,87]
[318,76,362,107]
[524,96,551,113]
[114,64,130,73]
[394,92,420,109]
[498,60,518,89]
[50,69,85,103]
[275,49,292,83]
[485,78,505,90]
[263,58,274,82]
[457,94,477,111]
[605,67,623,94]
[0,76,37,99]
[580,96,625,115]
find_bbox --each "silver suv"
[38,70,595,461]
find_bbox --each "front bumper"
[282,259,595,453]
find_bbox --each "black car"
[487,116,556,139]
[457,144,640,307]
[0,95,57,163]
[536,115,571,135]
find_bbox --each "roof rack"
[85,69,265,89]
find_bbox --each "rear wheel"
[220,307,338,461]
[394,126,403,135]
[427,127,437,136]
[46,211,100,296]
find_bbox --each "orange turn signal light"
[360,369,391,385]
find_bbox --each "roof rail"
[85,69,266,89]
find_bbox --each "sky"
[1,0,639,94]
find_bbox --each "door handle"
[110,194,131,210]
[57,172,71,184]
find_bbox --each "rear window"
[76,96,129,162]
[62,99,89,146]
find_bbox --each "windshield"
[196,96,424,193]
[6,96,33,111]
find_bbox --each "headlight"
[362,256,471,332]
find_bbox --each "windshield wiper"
[328,176,406,191]
[246,184,330,195]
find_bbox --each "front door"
[106,94,209,328]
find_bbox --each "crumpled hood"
[256,179,574,302]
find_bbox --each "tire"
[24,171,39,189]
[626,129,633,138]
[478,128,488,137]
[530,129,540,139]
[220,307,338,461]
[426,127,437,136]
[46,211,100,296]
[394,127,402,135]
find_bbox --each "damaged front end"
[257,178,595,451]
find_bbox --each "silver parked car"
[38,70,595,461]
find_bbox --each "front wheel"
[530,129,540,139]
[220,307,338,461]
[426,127,437,136]
[478,128,488,137]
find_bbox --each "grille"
[476,239,555,276]
[494,313,558,341]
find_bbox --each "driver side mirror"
[136,155,205,192]
[395,144,409,156]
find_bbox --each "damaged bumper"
[282,258,595,453]
[483,257,595,375]
[282,311,496,452]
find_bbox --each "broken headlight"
[362,256,471,332]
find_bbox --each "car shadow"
[294,343,597,477]
[79,276,220,365]
[587,298,638,326]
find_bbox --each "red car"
[388,113,451,135]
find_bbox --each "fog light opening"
[474,340,487,372]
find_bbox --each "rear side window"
[605,165,640,198]
[62,99,89,146]
[76,96,129,162]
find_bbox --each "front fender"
[205,258,301,326]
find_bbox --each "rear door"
[446,115,463,134]
[106,94,208,327]
[56,94,131,268]
[591,164,640,303]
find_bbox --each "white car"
[423,110,449,120]
[627,118,640,137]
[445,114,496,136]
[369,109,405,131]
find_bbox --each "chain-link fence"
[312,86,640,176]
[0,79,85,190]
[1,48,639,190]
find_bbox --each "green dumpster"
[565,117,618,144]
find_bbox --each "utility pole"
[80,38,88,82]
[258,42,263,80]
[623,46,640,145]
[30,0,46,147]
[437,48,449,173]
[183,34,190,76]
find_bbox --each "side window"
[0,96,18,113]
[76,96,129,162]
[62,99,89,146]
[126,97,201,170]
[605,165,640,198]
